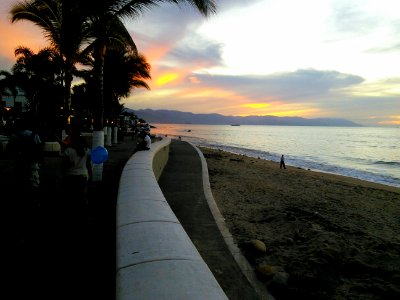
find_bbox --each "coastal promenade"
[2,136,268,299]
[158,139,267,300]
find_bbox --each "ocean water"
[151,124,400,188]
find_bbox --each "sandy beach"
[200,147,400,300]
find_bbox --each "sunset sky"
[1,0,400,126]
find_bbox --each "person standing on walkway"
[137,128,151,151]
[280,154,286,169]
[144,128,151,150]
[61,129,92,218]
[55,123,77,152]
[7,118,43,194]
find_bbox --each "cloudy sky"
[1,0,400,126]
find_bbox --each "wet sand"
[200,147,400,300]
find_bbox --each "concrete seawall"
[115,137,228,299]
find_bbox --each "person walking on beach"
[280,154,286,169]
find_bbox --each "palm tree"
[10,0,217,180]
[103,48,151,124]
[11,0,215,130]
[73,46,150,145]
[81,0,216,131]
[11,46,63,123]
[80,13,138,132]
[104,49,151,145]
[10,0,89,120]
[78,0,216,180]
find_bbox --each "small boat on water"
[231,124,240,126]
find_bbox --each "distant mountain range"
[127,109,361,127]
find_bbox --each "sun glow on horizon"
[242,103,271,109]
[378,115,400,125]
[235,107,321,118]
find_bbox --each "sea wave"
[373,160,400,166]
[191,141,399,188]
[153,125,400,188]
[186,139,400,188]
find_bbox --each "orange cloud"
[378,120,400,125]
[378,115,400,125]
[151,68,194,88]
[179,87,237,99]
[127,79,324,119]
[189,76,201,84]
[0,18,46,61]
[234,100,321,117]
[143,44,171,67]
[266,108,321,117]
[155,73,179,86]
[242,103,271,109]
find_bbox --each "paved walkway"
[158,139,265,300]
[3,137,269,299]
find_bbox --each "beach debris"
[256,264,277,279]
[203,152,223,159]
[240,239,268,264]
[255,264,284,280]
[229,158,243,162]
[271,271,290,287]
[251,239,267,253]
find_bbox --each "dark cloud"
[127,4,210,56]
[128,0,262,48]
[317,95,400,125]
[194,69,364,101]
[128,3,213,42]
[166,35,224,67]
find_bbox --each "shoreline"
[199,146,400,299]
[200,145,400,191]
[200,145,400,193]
[152,123,399,190]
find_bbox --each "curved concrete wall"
[116,137,227,300]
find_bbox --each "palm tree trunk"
[106,127,112,146]
[91,44,106,181]
[91,130,105,182]
[93,44,106,131]
[64,71,72,111]
[112,126,118,144]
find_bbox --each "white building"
[1,87,28,111]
